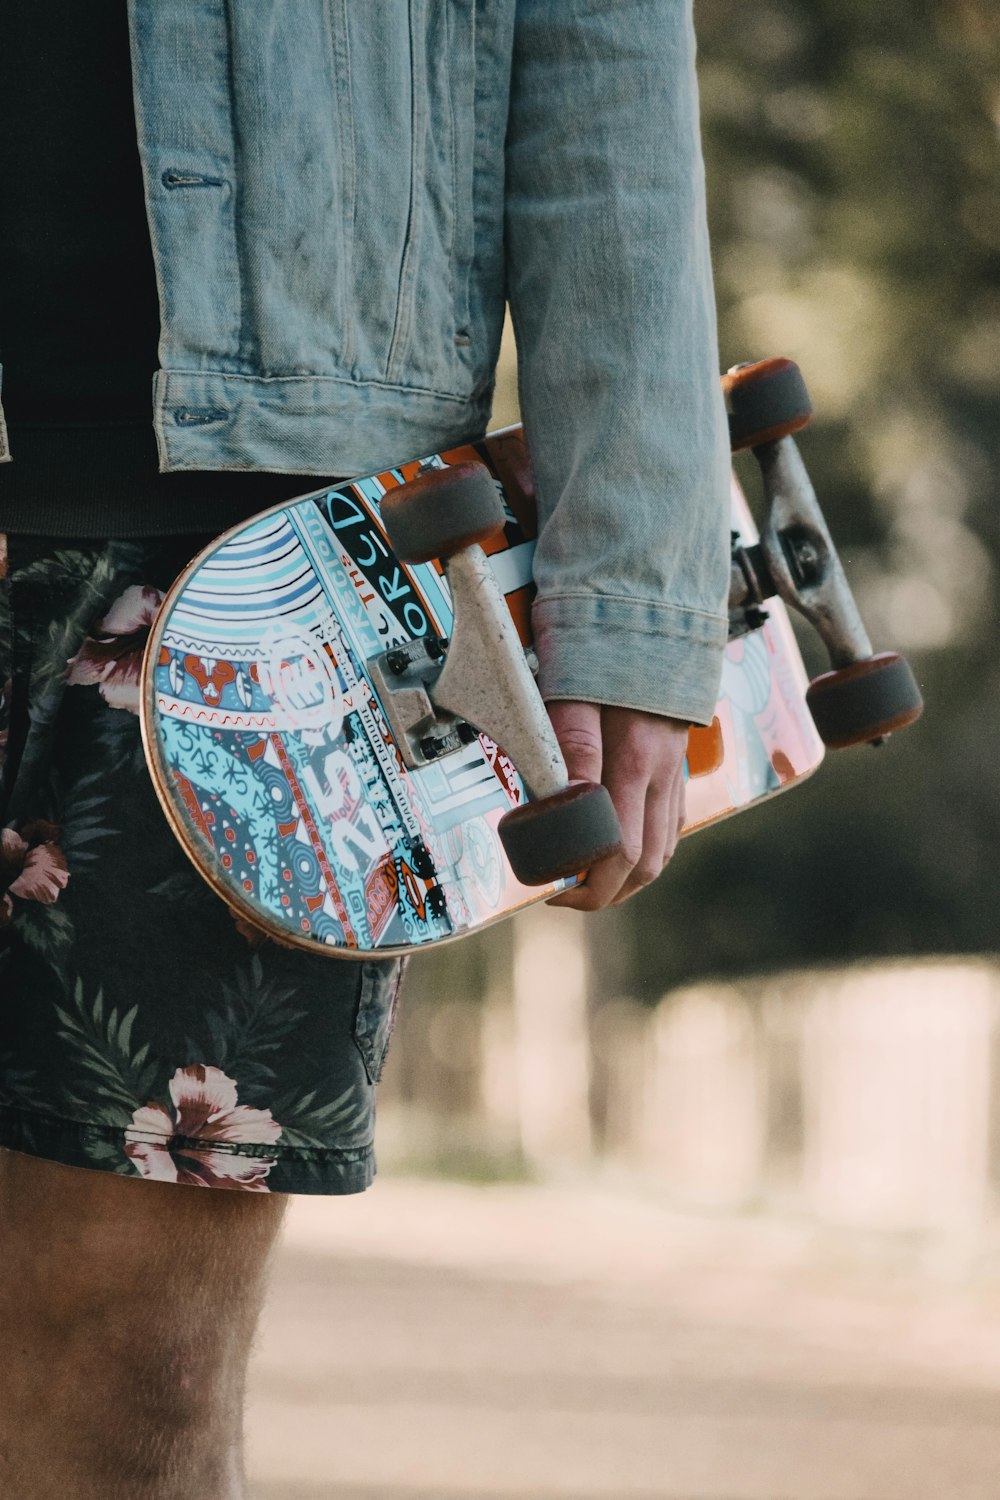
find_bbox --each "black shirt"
[0,3,340,536]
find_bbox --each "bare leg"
[0,1148,288,1500]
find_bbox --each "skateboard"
[140,358,922,957]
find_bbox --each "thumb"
[545,699,604,786]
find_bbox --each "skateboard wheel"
[498,781,623,887]
[381,462,506,564]
[806,652,924,748]
[722,357,813,451]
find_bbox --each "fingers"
[550,759,654,910]
[542,701,608,911]
[609,766,687,907]
[546,704,689,912]
[544,700,603,786]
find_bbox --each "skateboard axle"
[369,546,567,799]
[732,433,874,670]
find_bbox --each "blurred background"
[380,0,1000,1214]
[248,4,1000,1495]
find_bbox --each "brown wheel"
[498,781,623,887]
[722,357,813,452]
[380,461,506,564]
[806,652,924,748]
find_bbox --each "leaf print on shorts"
[182,952,308,1097]
[0,820,69,924]
[269,1079,374,1156]
[54,979,158,1123]
[65,584,163,713]
[125,1064,282,1190]
[56,770,122,875]
[1,534,396,1197]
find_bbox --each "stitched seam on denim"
[153,371,172,470]
[0,1103,373,1163]
[329,0,358,375]
[535,593,727,626]
[125,0,177,384]
[386,0,424,382]
[543,688,716,719]
[444,0,458,347]
[541,622,722,647]
[455,0,479,349]
[160,369,477,406]
[222,0,252,368]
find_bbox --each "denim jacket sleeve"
[505,0,732,727]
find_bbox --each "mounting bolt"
[794,539,820,574]
[386,650,410,677]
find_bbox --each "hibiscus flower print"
[124,1064,282,1190]
[0,820,70,925]
[65,584,163,714]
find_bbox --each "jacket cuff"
[532,593,728,728]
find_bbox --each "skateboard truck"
[724,358,924,748]
[370,632,541,769]
[374,462,623,887]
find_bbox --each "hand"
[545,701,689,911]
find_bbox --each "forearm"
[505,0,731,724]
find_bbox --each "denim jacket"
[0,0,732,725]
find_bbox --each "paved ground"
[246,1177,1000,1499]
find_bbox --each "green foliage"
[485,2,997,996]
[613,0,1000,993]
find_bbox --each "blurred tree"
[395,0,999,1172]
[452,0,998,1012]
[603,0,1000,997]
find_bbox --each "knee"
[0,1150,286,1335]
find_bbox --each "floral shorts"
[0,533,403,1195]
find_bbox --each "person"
[0,2,731,1496]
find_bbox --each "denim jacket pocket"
[352,958,405,1085]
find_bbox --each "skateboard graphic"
[140,359,923,956]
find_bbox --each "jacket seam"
[329,0,358,375]
[223,0,251,367]
[159,367,477,407]
[542,622,724,646]
[536,592,727,626]
[542,688,715,719]
[445,0,459,354]
[386,0,422,382]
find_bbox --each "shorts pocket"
[352,957,405,1084]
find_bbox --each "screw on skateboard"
[140,359,923,956]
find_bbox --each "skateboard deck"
[141,428,824,957]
